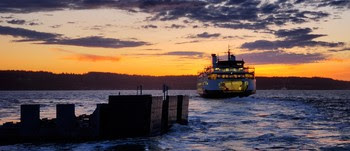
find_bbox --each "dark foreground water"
[0,90,349,150]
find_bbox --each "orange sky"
[0,1,350,81]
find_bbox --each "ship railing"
[213,67,255,73]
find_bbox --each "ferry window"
[208,74,217,80]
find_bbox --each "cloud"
[175,40,201,44]
[164,51,204,56]
[7,19,25,25]
[6,19,40,26]
[236,50,327,64]
[241,28,344,50]
[0,0,340,31]
[165,24,185,29]
[0,0,70,13]
[50,25,62,28]
[0,25,150,48]
[298,0,350,9]
[133,50,205,59]
[142,24,158,29]
[0,25,59,41]
[63,54,121,62]
[159,51,206,59]
[328,47,350,52]
[52,48,121,62]
[223,35,255,39]
[43,36,150,48]
[188,32,220,38]
[143,0,331,30]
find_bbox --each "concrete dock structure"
[91,95,164,138]
[0,94,189,144]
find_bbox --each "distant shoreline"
[1,70,350,90]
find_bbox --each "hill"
[0,70,349,90]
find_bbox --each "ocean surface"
[0,90,349,150]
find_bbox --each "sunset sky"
[0,0,350,80]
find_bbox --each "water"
[0,90,349,150]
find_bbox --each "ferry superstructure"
[197,50,256,98]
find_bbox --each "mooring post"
[162,84,166,100]
[140,85,143,95]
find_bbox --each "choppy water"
[0,90,349,150]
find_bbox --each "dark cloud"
[0,25,150,48]
[165,24,185,29]
[133,50,205,59]
[28,22,40,26]
[223,35,255,39]
[0,25,59,41]
[159,51,206,59]
[314,0,350,8]
[6,19,40,26]
[241,28,344,50]
[142,24,158,29]
[328,47,350,52]
[188,32,220,38]
[192,25,199,28]
[0,0,339,31]
[50,25,62,28]
[43,36,150,48]
[145,0,331,30]
[7,19,26,25]
[175,40,201,44]
[164,51,204,56]
[236,50,327,64]
[0,0,71,13]
[294,0,350,9]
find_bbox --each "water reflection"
[0,90,349,150]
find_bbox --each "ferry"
[197,50,256,98]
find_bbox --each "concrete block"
[168,96,178,126]
[20,104,40,138]
[90,103,110,138]
[56,104,76,137]
[161,96,178,131]
[108,95,153,137]
[149,96,163,136]
[91,95,163,138]
[177,95,189,125]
